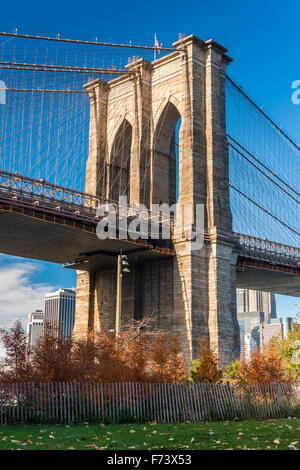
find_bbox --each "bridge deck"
[0,200,173,269]
[236,260,300,296]
[0,170,299,296]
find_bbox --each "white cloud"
[0,261,56,330]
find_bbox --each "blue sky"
[0,0,299,327]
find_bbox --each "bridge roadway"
[0,170,299,296]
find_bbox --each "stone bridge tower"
[73,35,240,366]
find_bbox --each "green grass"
[0,419,299,450]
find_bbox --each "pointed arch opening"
[109,119,132,201]
[152,102,181,206]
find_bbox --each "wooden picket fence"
[0,382,299,424]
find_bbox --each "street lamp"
[115,251,130,337]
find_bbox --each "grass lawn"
[0,419,300,450]
[0,419,299,450]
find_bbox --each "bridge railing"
[235,233,300,267]
[0,169,105,213]
[0,169,175,230]
[1,171,299,263]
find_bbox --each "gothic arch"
[108,111,135,146]
[152,101,181,205]
[108,119,132,201]
[152,94,182,131]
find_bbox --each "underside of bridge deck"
[0,202,299,297]
[236,259,300,296]
[0,204,173,268]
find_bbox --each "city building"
[243,333,259,361]
[238,319,245,357]
[27,310,44,347]
[44,288,76,338]
[279,317,294,338]
[262,317,294,346]
[236,289,276,322]
[237,311,264,358]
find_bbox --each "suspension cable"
[226,75,300,151]
[227,134,300,198]
[0,61,127,74]
[3,88,86,94]
[228,142,300,203]
[229,184,300,237]
[0,65,125,75]
[0,31,175,51]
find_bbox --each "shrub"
[0,321,32,382]
[238,346,291,383]
[0,320,187,383]
[190,339,222,383]
[223,360,240,383]
[276,319,300,381]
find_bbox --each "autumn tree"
[0,319,187,383]
[161,335,186,382]
[30,322,73,382]
[71,333,98,381]
[190,338,222,383]
[238,344,291,383]
[148,333,171,382]
[274,318,300,381]
[0,320,32,382]
[223,360,240,383]
[121,330,149,382]
[147,333,186,382]
[92,330,125,382]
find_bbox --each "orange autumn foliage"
[0,321,32,382]
[29,322,73,382]
[148,333,186,382]
[238,345,291,383]
[191,338,223,383]
[0,320,187,383]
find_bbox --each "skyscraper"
[262,317,293,346]
[44,288,76,338]
[236,289,276,322]
[27,310,44,347]
[237,310,264,358]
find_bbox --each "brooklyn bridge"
[0,32,299,364]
